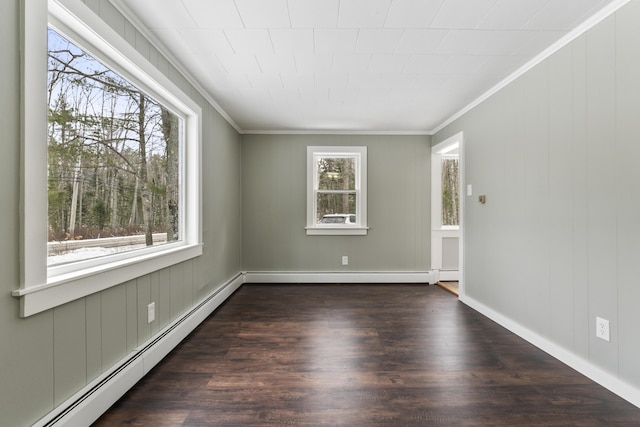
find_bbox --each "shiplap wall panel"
[170,263,186,319]
[570,34,590,360]
[53,300,87,406]
[547,46,576,349]
[615,1,640,387]
[85,293,103,382]
[125,280,138,352]
[585,15,619,374]
[136,275,152,345]
[100,285,128,371]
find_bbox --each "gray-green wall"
[241,134,431,272]
[0,1,242,426]
[434,0,640,391]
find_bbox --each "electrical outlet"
[147,302,156,324]
[342,256,348,266]
[596,317,610,342]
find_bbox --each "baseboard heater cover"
[244,271,436,284]
[33,273,244,427]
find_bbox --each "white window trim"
[306,146,368,236]
[13,0,203,317]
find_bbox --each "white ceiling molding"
[430,0,632,135]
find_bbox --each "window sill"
[13,243,203,317]
[306,227,369,236]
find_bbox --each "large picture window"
[47,28,183,266]
[13,0,202,317]
[306,146,368,236]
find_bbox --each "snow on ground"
[47,244,147,266]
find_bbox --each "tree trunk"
[161,107,179,242]
[69,156,81,237]
[138,93,154,246]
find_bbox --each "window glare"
[47,28,182,266]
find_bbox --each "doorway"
[431,132,464,295]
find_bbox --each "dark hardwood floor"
[93,284,640,426]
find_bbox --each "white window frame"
[306,146,368,236]
[13,0,203,317]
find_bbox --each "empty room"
[3,0,640,425]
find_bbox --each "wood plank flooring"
[93,284,640,426]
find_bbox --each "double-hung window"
[13,0,202,317]
[306,146,368,235]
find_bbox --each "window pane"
[441,157,459,226]
[47,29,182,266]
[316,193,356,223]
[317,157,355,191]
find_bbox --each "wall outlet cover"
[596,317,610,342]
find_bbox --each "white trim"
[305,227,369,236]
[459,293,640,409]
[243,129,432,136]
[244,271,436,285]
[306,146,368,235]
[32,273,244,427]
[16,0,203,317]
[431,0,632,135]
[431,133,462,279]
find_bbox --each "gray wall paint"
[0,1,242,425]
[434,1,640,391]
[241,134,431,272]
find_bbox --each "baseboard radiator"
[33,273,244,427]
[243,270,436,284]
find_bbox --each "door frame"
[431,132,464,295]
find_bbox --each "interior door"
[431,134,462,282]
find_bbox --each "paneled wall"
[241,134,431,272]
[0,1,242,425]
[434,0,640,392]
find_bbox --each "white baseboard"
[459,294,640,409]
[34,273,244,427]
[243,271,436,284]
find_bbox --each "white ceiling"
[112,0,618,134]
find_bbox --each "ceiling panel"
[269,29,315,54]
[474,30,542,55]
[355,29,404,53]
[224,29,274,54]
[395,29,450,54]
[114,0,621,132]
[430,0,499,29]
[435,30,494,54]
[338,0,392,28]
[235,0,290,28]
[332,54,372,73]
[181,0,242,29]
[314,29,359,54]
[255,53,297,74]
[477,0,551,30]
[384,0,445,28]
[368,54,410,73]
[288,0,339,28]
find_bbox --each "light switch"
[467,184,473,196]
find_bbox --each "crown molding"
[430,0,632,135]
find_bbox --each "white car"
[320,214,356,224]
